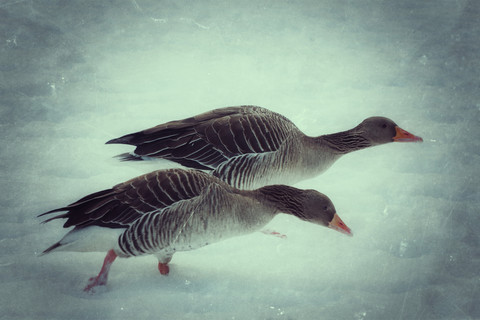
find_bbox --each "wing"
[38,169,216,229]
[106,105,300,170]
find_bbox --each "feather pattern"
[38,169,215,229]
[107,106,297,172]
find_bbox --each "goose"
[106,105,423,189]
[39,168,351,293]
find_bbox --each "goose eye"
[382,124,387,129]
[323,206,328,211]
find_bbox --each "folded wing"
[106,105,299,170]
[38,169,215,229]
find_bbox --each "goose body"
[39,168,351,292]
[107,106,423,189]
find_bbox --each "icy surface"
[1,1,479,319]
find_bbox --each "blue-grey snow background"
[1,1,479,319]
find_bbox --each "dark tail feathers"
[106,134,136,145]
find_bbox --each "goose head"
[258,186,352,236]
[356,117,423,145]
[299,189,352,236]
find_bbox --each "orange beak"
[393,126,423,142]
[328,213,352,236]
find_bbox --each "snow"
[1,1,479,319]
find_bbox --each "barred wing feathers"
[106,106,300,170]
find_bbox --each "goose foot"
[261,229,287,239]
[158,262,170,275]
[83,249,117,293]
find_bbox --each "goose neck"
[316,128,372,154]
[254,185,305,217]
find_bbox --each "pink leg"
[158,262,170,275]
[84,249,117,293]
[261,229,287,239]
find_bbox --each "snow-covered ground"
[1,1,479,319]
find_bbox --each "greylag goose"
[39,168,351,292]
[106,105,423,189]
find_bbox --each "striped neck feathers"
[256,185,308,219]
[318,127,371,154]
